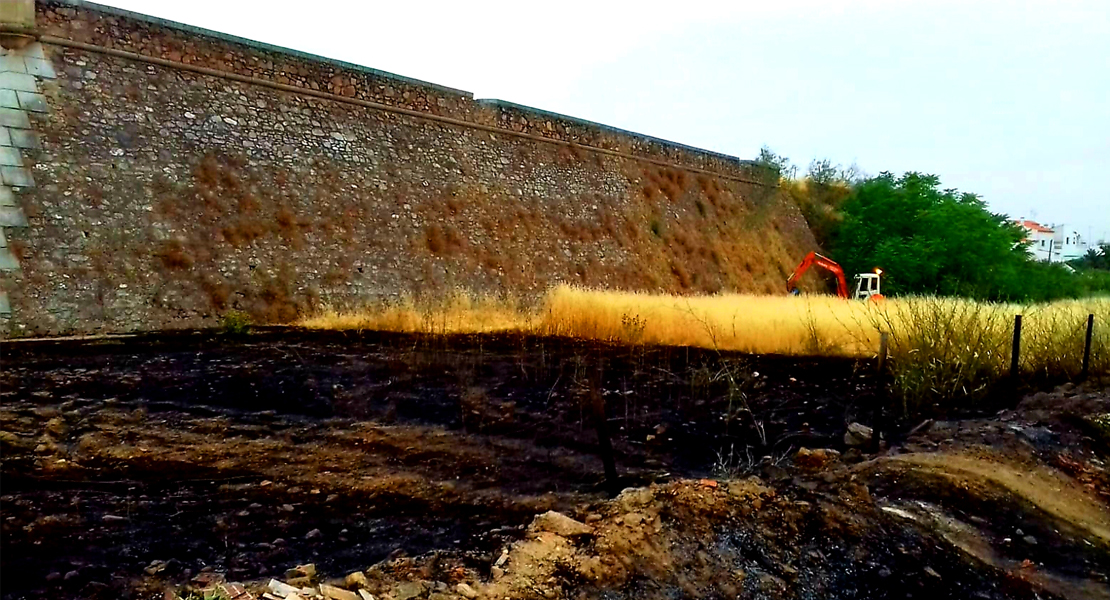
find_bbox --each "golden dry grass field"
[301,286,1109,399]
[303,286,1101,354]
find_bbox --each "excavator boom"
[786,251,849,298]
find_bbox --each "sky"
[97,0,1110,243]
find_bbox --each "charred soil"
[1,330,1107,599]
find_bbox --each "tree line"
[757,148,1110,302]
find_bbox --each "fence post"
[871,332,889,454]
[590,357,619,495]
[1082,313,1094,380]
[1010,314,1022,380]
[877,332,889,375]
[591,389,619,495]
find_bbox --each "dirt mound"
[241,383,1110,600]
[250,469,1098,600]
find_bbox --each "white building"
[1015,220,1091,263]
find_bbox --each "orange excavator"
[786,251,884,301]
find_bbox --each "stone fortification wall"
[0,0,815,336]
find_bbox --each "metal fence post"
[877,332,889,376]
[591,389,618,494]
[1010,315,1022,380]
[590,357,619,495]
[1082,313,1094,380]
[871,331,889,453]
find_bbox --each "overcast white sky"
[98,0,1110,242]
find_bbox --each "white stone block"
[0,54,26,74]
[0,71,36,93]
[0,1,35,31]
[24,57,55,79]
[17,43,46,61]
[0,185,12,206]
[8,127,36,149]
[15,91,45,113]
[0,205,28,226]
[0,108,29,129]
[1,165,33,188]
[0,89,17,109]
[0,146,22,166]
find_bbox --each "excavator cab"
[853,273,882,301]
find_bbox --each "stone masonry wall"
[0,0,816,336]
[0,35,54,327]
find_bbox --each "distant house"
[1016,220,1056,262]
[1014,219,1090,263]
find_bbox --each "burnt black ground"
[1,329,882,599]
[2,328,881,470]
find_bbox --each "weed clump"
[220,311,251,335]
[426,224,447,254]
[425,224,466,255]
[619,313,647,345]
[156,241,193,270]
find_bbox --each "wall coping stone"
[475,99,749,167]
[43,0,754,176]
[49,0,474,98]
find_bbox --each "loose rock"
[320,583,360,600]
[393,581,427,600]
[286,564,317,580]
[345,571,370,589]
[794,447,841,470]
[268,579,301,598]
[844,422,873,447]
[529,510,593,538]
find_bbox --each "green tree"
[1071,245,1110,270]
[1068,244,1110,297]
[755,146,797,180]
[761,148,1107,301]
[788,159,854,249]
[831,172,1036,300]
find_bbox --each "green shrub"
[219,311,251,335]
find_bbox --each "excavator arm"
[786,251,849,298]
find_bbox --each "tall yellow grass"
[301,286,1107,363]
[300,286,1109,413]
[301,291,528,335]
[301,287,878,352]
[535,287,880,354]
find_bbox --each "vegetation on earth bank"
[758,148,1110,302]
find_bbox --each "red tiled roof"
[1016,220,1053,234]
